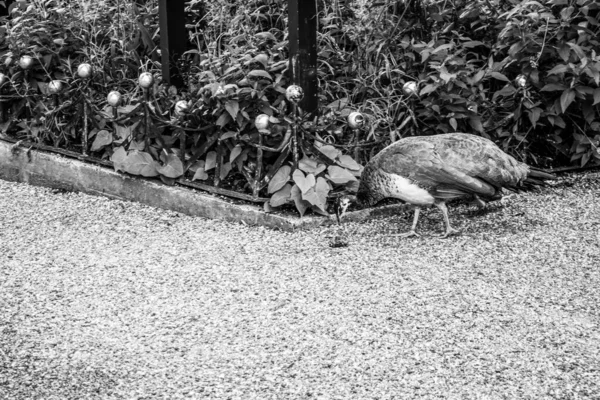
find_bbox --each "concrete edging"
[0,140,406,230]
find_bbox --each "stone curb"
[0,140,406,230]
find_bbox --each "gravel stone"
[1,173,599,399]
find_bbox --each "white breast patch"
[384,172,435,206]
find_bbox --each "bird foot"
[437,228,461,239]
[389,230,420,238]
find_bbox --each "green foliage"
[1,0,599,219]
[314,0,600,167]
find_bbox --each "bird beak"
[336,198,351,224]
[340,202,350,219]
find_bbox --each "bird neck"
[356,189,384,207]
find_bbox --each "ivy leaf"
[269,183,292,207]
[90,130,112,152]
[268,165,291,194]
[110,147,128,173]
[156,153,184,178]
[124,151,159,177]
[290,184,309,217]
[327,165,357,184]
[560,89,576,113]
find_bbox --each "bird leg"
[471,194,487,208]
[395,207,421,238]
[435,202,460,238]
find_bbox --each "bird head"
[334,195,357,224]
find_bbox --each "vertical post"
[288,0,318,116]
[158,0,186,87]
[0,0,15,17]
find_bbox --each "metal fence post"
[158,0,186,87]
[288,0,318,116]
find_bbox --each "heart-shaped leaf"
[90,130,112,152]
[129,140,145,151]
[337,155,361,171]
[188,160,205,173]
[110,147,128,173]
[204,151,217,170]
[269,183,292,207]
[327,165,357,184]
[124,151,159,177]
[318,145,341,161]
[301,177,330,212]
[114,121,140,142]
[263,201,273,213]
[299,156,327,175]
[293,169,315,194]
[290,184,310,217]
[268,165,291,194]
[157,153,184,178]
[192,167,209,181]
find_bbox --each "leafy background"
[0,0,599,216]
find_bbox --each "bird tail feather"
[524,167,556,188]
[528,167,556,181]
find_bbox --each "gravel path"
[1,173,600,399]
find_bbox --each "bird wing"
[430,133,529,188]
[376,139,497,198]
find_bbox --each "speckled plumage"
[352,133,555,237]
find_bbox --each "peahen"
[337,133,556,237]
